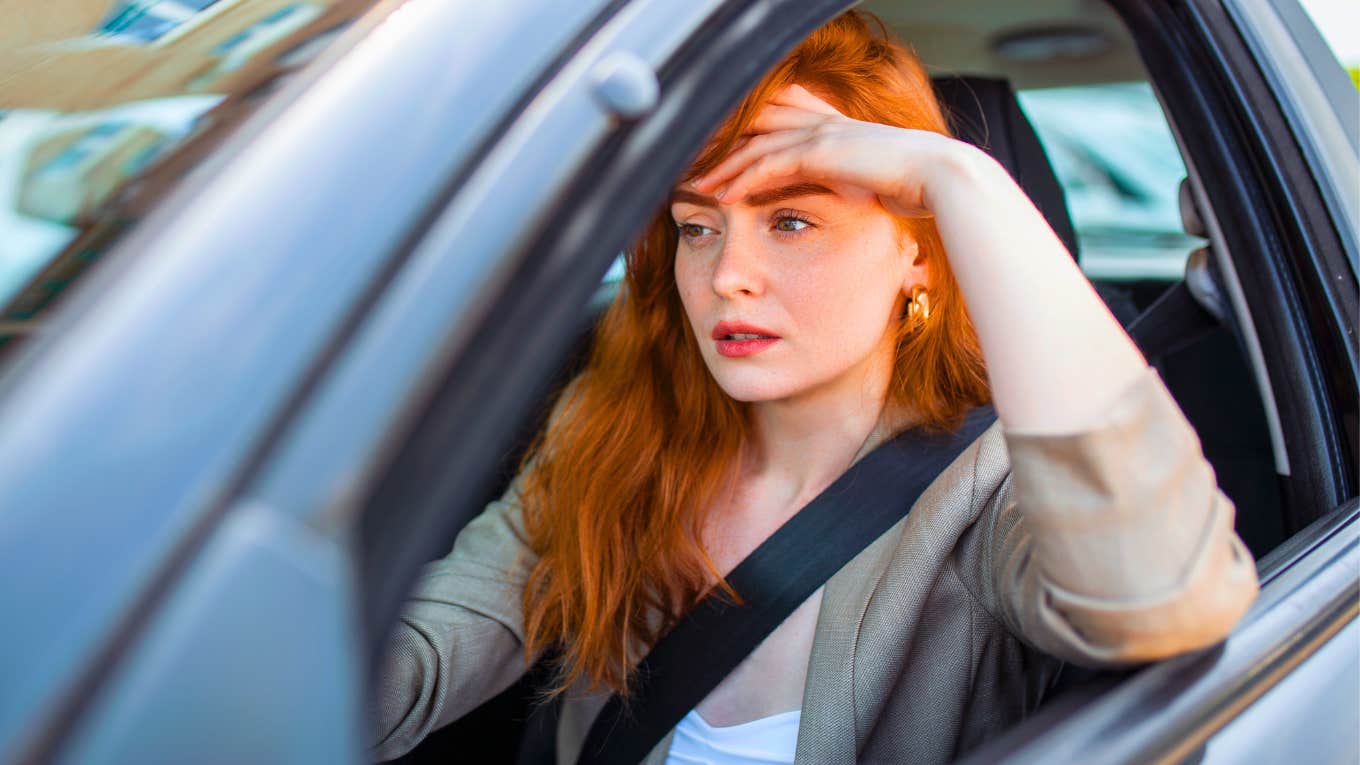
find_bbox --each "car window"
[1017,82,1202,282]
[0,1,380,360]
[1029,80,1287,557]
[914,65,1289,554]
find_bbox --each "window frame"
[959,0,1359,758]
[1127,0,1355,529]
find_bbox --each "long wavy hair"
[519,9,990,699]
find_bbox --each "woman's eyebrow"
[745,182,838,206]
[669,182,838,208]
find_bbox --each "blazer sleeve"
[979,365,1260,668]
[369,474,540,761]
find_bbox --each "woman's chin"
[710,374,806,404]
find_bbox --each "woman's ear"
[899,235,929,295]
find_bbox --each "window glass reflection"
[0,0,382,355]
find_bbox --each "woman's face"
[670,175,926,405]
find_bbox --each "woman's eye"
[772,215,813,233]
[677,223,716,239]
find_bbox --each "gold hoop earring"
[906,285,932,323]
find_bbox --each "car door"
[956,0,1359,761]
[0,0,859,763]
[3,0,1353,763]
[0,0,675,761]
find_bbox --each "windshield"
[0,0,379,356]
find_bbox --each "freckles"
[676,268,703,298]
[673,257,697,294]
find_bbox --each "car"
[0,0,1354,763]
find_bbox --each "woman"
[373,11,1259,764]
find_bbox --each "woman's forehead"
[669,181,838,209]
[668,178,881,210]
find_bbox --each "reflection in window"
[194,4,323,87]
[0,0,375,356]
[0,97,221,308]
[98,1,228,44]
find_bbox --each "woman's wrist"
[918,138,1013,217]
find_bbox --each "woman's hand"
[695,82,1150,434]
[691,84,987,219]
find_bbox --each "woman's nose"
[710,224,766,298]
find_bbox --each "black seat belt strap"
[576,406,997,764]
[1126,279,1220,363]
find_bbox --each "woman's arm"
[694,84,1259,660]
[915,152,1259,659]
[371,478,539,760]
[915,147,1147,432]
[972,369,1260,666]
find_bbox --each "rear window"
[1017,82,1201,282]
[0,0,380,357]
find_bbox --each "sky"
[1300,0,1360,67]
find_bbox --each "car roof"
[864,0,1148,89]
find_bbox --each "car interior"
[0,0,1303,762]
[390,1,1289,762]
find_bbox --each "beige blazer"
[371,367,1260,764]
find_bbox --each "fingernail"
[714,187,727,200]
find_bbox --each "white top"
[664,709,802,765]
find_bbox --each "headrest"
[931,76,1081,262]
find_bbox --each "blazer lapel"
[834,437,993,757]
[794,519,904,764]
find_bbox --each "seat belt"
[574,405,997,765]
[1126,278,1220,363]
[1123,244,1230,364]
[563,275,1213,763]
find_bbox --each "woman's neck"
[739,346,910,509]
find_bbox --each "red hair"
[520,10,990,698]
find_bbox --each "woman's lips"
[712,321,780,358]
[716,337,779,357]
